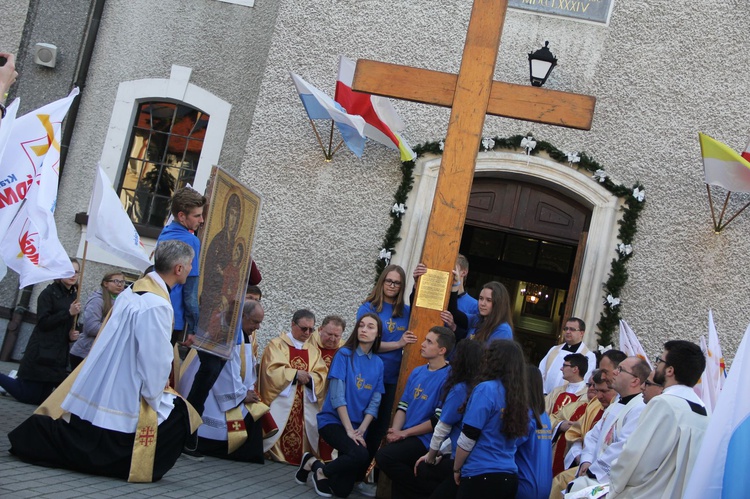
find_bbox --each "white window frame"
[77,65,231,269]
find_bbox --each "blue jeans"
[0,374,54,405]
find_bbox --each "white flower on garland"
[391,203,406,217]
[439,140,444,151]
[482,137,495,151]
[520,136,537,154]
[617,243,633,256]
[598,344,614,354]
[606,294,621,307]
[593,169,608,183]
[633,187,645,202]
[565,151,581,164]
[378,248,392,264]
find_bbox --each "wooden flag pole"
[706,184,719,232]
[717,198,750,232]
[716,192,731,229]
[307,118,331,160]
[70,240,88,339]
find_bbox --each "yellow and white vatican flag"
[699,132,750,192]
[87,166,152,271]
[618,319,652,369]
[0,88,79,287]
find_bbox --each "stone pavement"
[0,360,370,498]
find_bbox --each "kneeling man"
[9,240,199,482]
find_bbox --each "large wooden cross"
[352,0,596,399]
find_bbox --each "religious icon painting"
[193,165,262,359]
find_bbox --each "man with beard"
[609,341,708,498]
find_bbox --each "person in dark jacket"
[0,258,81,404]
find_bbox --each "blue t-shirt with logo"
[460,379,520,477]
[438,382,469,458]
[466,315,513,343]
[515,411,553,499]
[398,363,451,449]
[357,301,411,384]
[317,347,385,430]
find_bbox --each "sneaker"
[356,482,377,497]
[295,452,314,485]
[311,468,333,498]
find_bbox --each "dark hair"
[441,340,483,411]
[246,285,262,299]
[630,357,651,383]
[663,340,705,387]
[292,309,315,325]
[565,353,588,378]
[430,326,456,358]
[565,317,586,331]
[224,193,241,232]
[170,187,206,217]
[364,264,407,317]
[480,340,529,438]
[473,281,513,343]
[591,369,606,384]
[526,366,545,429]
[342,312,382,356]
[321,315,347,331]
[601,349,627,367]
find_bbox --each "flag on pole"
[335,56,416,161]
[290,72,366,157]
[87,166,152,271]
[699,132,750,192]
[683,322,750,499]
[0,88,80,287]
[742,134,750,163]
[0,98,21,281]
[0,98,20,162]
[694,334,709,406]
[702,309,727,412]
[618,319,652,369]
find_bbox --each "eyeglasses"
[616,365,638,378]
[562,327,580,332]
[644,380,663,388]
[106,279,126,285]
[561,363,573,368]
[384,279,402,288]
[295,323,315,334]
[655,356,667,365]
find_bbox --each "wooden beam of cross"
[352,0,596,401]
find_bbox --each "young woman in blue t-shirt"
[414,340,484,499]
[448,278,514,343]
[452,340,530,498]
[358,264,417,458]
[297,313,384,498]
[515,366,553,499]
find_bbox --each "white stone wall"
[239,0,750,362]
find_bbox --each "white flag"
[684,323,750,499]
[618,319,652,369]
[87,166,151,271]
[0,88,80,287]
[704,309,726,411]
[0,98,21,281]
[694,335,709,409]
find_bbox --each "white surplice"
[608,385,708,499]
[539,343,597,394]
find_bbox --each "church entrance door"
[459,177,591,364]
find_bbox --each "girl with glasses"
[70,271,126,369]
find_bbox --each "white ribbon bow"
[598,344,614,354]
[521,136,537,154]
[633,187,645,202]
[617,243,633,256]
[482,137,495,151]
[566,151,581,164]
[391,203,406,217]
[606,294,621,307]
[378,248,392,264]
[438,140,445,151]
[593,169,607,183]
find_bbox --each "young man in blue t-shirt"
[375,326,455,499]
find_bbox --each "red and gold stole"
[552,392,580,415]
[552,401,587,475]
[279,345,309,466]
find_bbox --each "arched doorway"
[460,178,590,363]
[394,150,620,354]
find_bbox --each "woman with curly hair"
[452,340,529,498]
[414,339,485,498]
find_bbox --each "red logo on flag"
[18,220,40,265]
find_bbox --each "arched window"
[119,101,210,229]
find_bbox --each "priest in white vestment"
[609,341,708,498]
[545,352,590,416]
[539,318,597,394]
[8,240,200,482]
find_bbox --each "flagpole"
[329,139,345,157]
[325,121,335,162]
[716,192,731,231]
[70,240,88,338]
[706,184,719,232]
[717,199,750,232]
[307,118,330,160]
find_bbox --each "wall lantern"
[528,41,557,87]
